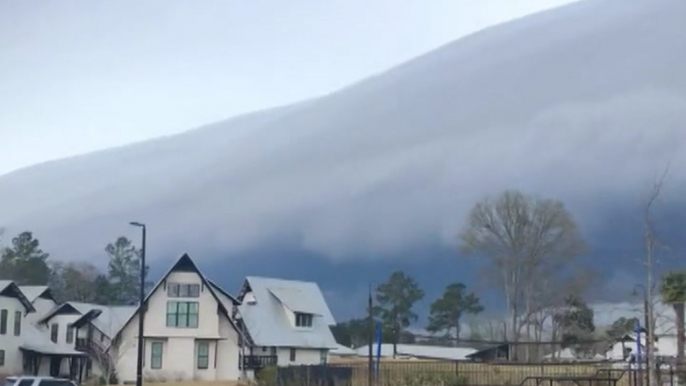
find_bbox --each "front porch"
[20,347,88,383]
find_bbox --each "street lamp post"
[130,222,146,386]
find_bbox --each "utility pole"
[368,283,374,386]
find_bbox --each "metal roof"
[20,323,85,356]
[354,344,476,360]
[236,276,337,349]
[0,280,36,312]
[330,344,357,356]
[17,286,54,303]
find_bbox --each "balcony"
[74,338,90,351]
[241,355,278,370]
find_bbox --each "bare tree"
[643,167,669,386]
[459,190,586,360]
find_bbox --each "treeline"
[331,190,686,361]
[0,230,148,305]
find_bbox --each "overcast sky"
[0,0,580,176]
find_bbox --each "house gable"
[0,280,35,313]
[115,253,241,341]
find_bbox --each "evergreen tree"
[427,282,483,344]
[105,237,143,305]
[374,271,424,357]
[0,231,51,285]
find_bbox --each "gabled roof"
[38,301,93,324]
[20,323,85,356]
[0,280,36,313]
[236,276,337,349]
[207,279,240,306]
[70,305,137,339]
[18,285,56,303]
[115,253,243,340]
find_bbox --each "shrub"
[256,365,278,386]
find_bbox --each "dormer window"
[295,312,313,328]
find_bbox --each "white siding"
[216,314,241,380]
[25,297,57,326]
[276,348,326,366]
[0,295,27,374]
[114,271,242,383]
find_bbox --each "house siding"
[0,295,27,374]
[276,348,326,366]
[114,270,242,384]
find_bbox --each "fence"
[275,361,686,386]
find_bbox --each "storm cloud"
[0,0,685,270]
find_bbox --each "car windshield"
[3,379,17,386]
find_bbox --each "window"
[197,341,209,369]
[18,380,33,386]
[151,342,163,369]
[14,311,21,336]
[66,325,74,344]
[51,323,59,343]
[166,301,199,328]
[0,349,4,366]
[289,348,296,362]
[0,309,7,335]
[295,312,313,327]
[168,283,200,298]
[320,349,327,365]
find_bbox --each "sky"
[0,0,580,176]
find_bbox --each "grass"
[329,360,633,386]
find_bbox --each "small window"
[289,348,296,362]
[320,349,327,365]
[51,323,59,343]
[197,341,209,369]
[0,309,7,335]
[151,342,163,369]
[66,325,74,344]
[262,347,267,352]
[168,283,200,298]
[295,312,313,327]
[0,349,4,366]
[14,311,21,336]
[168,283,180,297]
[18,380,34,386]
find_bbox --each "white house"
[99,254,247,384]
[4,254,341,384]
[17,286,57,326]
[0,281,86,379]
[233,276,338,370]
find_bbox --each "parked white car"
[3,377,76,386]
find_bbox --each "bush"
[256,365,278,386]
[400,372,467,386]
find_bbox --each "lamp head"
[130,221,145,228]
